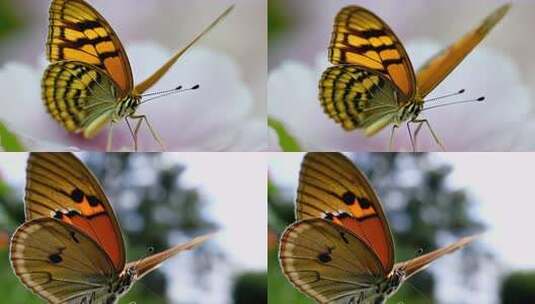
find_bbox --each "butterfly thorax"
[397,98,423,124]
[361,267,405,304]
[113,95,141,122]
[103,267,137,303]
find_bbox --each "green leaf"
[0,0,22,39]
[268,117,302,152]
[0,121,25,151]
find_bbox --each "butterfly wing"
[296,152,395,272]
[10,218,118,304]
[42,61,119,138]
[416,4,511,98]
[329,6,416,99]
[128,233,213,280]
[133,6,234,95]
[279,218,387,304]
[319,65,402,135]
[25,153,126,271]
[48,0,133,97]
[396,235,477,279]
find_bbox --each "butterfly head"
[114,95,142,121]
[399,99,424,123]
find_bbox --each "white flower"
[0,42,265,151]
[268,41,534,151]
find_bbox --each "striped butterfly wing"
[328,6,416,99]
[48,0,133,97]
[42,61,119,138]
[319,65,402,135]
[296,152,395,272]
[10,218,118,304]
[416,4,511,98]
[279,218,388,304]
[25,153,126,271]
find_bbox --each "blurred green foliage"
[267,0,291,42]
[232,272,267,304]
[0,153,220,303]
[0,121,25,151]
[268,153,485,303]
[268,117,302,152]
[0,0,21,39]
[501,271,535,304]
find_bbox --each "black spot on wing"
[71,188,84,203]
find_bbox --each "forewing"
[9,218,117,304]
[329,6,416,98]
[416,4,511,98]
[396,235,477,279]
[42,61,117,139]
[48,0,133,96]
[279,219,386,304]
[296,152,395,272]
[25,153,126,271]
[133,6,234,94]
[129,233,213,280]
[319,65,402,136]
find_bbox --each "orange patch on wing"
[67,212,123,270]
[104,57,128,93]
[336,215,392,272]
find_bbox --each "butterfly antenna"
[424,89,466,103]
[422,96,485,112]
[140,85,200,105]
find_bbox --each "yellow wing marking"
[47,0,133,96]
[329,6,416,98]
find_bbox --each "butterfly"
[42,0,234,151]
[279,152,476,304]
[10,153,212,303]
[318,4,510,151]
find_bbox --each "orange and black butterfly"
[319,5,510,151]
[10,153,212,303]
[42,0,233,151]
[279,153,476,303]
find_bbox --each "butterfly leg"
[389,125,398,152]
[412,118,446,151]
[406,122,417,152]
[413,121,425,150]
[125,117,139,152]
[130,114,167,151]
[106,122,114,152]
